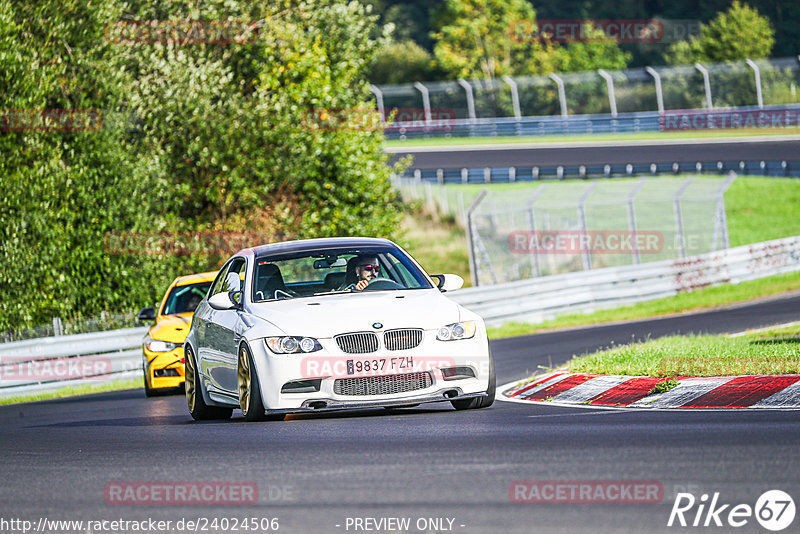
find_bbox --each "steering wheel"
[362,277,404,291]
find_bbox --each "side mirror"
[137,306,156,322]
[431,274,464,292]
[208,291,241,311]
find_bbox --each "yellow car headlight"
[145,338,181,352]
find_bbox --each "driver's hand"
[355,279,369,291]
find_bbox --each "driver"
[352,255,381,291]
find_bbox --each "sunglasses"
[359,264,380,273]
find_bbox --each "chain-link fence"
[397,175,735,286]
[371,56,800,133]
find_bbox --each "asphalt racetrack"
[385,136,800,169]
[2,294,799,533]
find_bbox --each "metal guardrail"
[1,236,798,397]
[449,236,800,326]
[395,159,800,181]
[0,327,147,398]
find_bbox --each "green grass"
[0,378,143,406]
[384,128,800,149]
[565,330,800,377]
[726,177,800,246]
[487,270,800,339]
[398,208,471,286]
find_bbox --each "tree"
[432,0,560,80]
[368,39,442,84]
[1,0,404,332]
[666,1,774,64]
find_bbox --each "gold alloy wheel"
[238,347,251,415]
[185,349,196,412]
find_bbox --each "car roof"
[173,271,218,286]
[241,237,397,258]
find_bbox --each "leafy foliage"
[0,0,403,332]
[664,2,773,65]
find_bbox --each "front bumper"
[267,389,487,414]
[143,349,185,389]
[250,330,492,411]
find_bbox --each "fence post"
[413,82,432,126]
[577,183,598,270]
[549,73,568,117]
[598,69,618,117]
[526,186,548,277]
[673,178,694,258]
[53,317,63,336]
[745,59,764,109]
[712,172,737,251]
[457,79,477,122]
[645,66,664,113]
[466,190,489,287]
[694,63,713,110]
[502,75,522,120]
[370,84,386,124]
[627,179,647,264]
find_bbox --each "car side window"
[210,258,246,297]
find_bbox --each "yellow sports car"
[138,271,217,396]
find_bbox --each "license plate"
[346,356,414,376]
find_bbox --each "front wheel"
[238,344,284,422]
[451,349,495,410]
[143,359,158,398]
[185,346,232,421]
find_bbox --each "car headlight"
[265,336,322,354]
[145,338,181,352]
[436,321,477,341]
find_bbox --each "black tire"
[143,360,158,398]
[238,344,284,422]
[451,348,495,410]
[185,346,232,421]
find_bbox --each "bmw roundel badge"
[372,322,383,329]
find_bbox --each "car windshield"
[252,245,432,302]
[161,282,212,315]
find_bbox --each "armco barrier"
[449,236,800,326]
[0,327,147,398]
[1,236,798,397]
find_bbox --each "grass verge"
[384,128,800,149]
[565,328,800,377]
[0,378,143,406]
[487,270,800,339]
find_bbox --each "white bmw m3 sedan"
[184,237,495,421]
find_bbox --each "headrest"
[324,271,346,289]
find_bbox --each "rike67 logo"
[668,490,795,531]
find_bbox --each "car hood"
[148,313,193,343]
[247,289,462,338]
